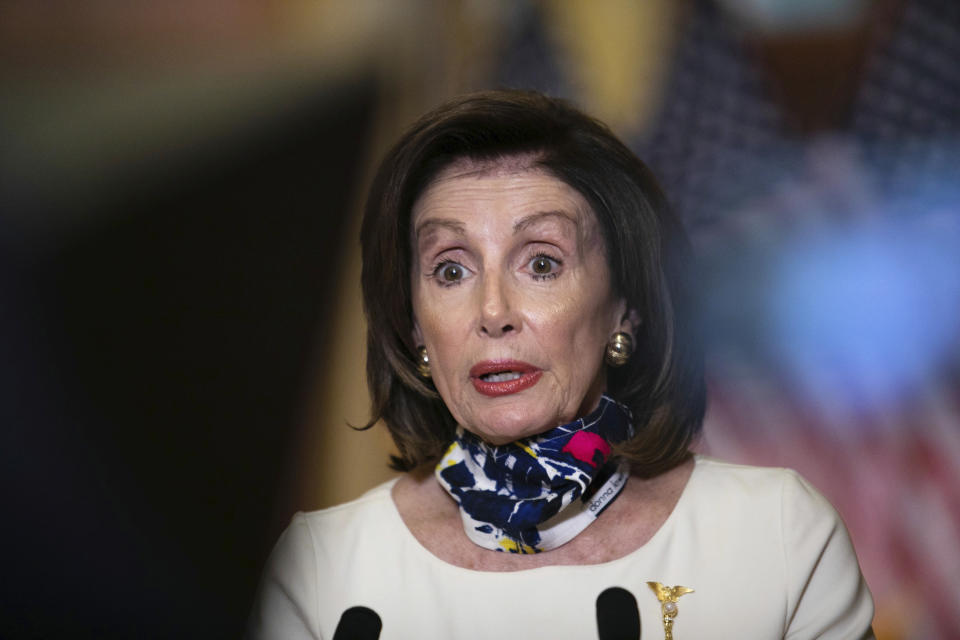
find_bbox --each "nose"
[478,272,518,338]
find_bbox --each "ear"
[615,301,641,340]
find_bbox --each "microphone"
[596,587,641,640]
[332,606,382,640]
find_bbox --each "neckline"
[386,454,703,575]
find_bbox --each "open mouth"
[479,371,524,383]
[470,360,542,397]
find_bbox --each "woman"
[248,91,874,639]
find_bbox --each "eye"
[432,260,472,286]
[527,254,561,279]
[441,263,463,281]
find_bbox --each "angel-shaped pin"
[647,582,694,640]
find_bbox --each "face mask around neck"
[435,395,634,554]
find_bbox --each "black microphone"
[332,606,382,640]
[596,587,641,640]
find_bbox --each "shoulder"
[685,456,853,568]
[686,456,874,638]
[691,454,817,490]
[269,480,402,575]
[687,455,836,518]
[678,455,825,520]
[291,479,402,567]
[297,479,399,532]
[246,479,402,640]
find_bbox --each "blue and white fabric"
[435,395,634,554]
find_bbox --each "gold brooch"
[647,582,694,640]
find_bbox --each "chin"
[465,405,556,445]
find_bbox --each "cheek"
[545,269,618,336]
[413,294,469,374]
[412,283,445,341]
[532,291,615,360]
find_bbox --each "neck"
[391,456,697,571]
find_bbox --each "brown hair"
[360,90,705,475]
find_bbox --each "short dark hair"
[360,89,705,475]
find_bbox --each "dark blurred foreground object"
[0,78,375,639]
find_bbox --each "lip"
[469,359,543,397]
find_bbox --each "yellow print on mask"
[498,538,538,554]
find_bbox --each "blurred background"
[2,0,958,638]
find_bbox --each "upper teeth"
[483,372,522,382]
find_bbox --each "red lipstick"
[469,360,542,397]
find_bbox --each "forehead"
[411,158,599,234]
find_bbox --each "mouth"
[479,371,524,383]
[469,360,542,397]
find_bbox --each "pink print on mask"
[561,431,611,468]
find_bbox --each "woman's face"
[411,160,628,445]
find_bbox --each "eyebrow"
[414,209,581,242]
[414,218,467,240]
[513,210,581,234]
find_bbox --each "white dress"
[247,456,875,639]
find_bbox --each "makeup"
[469,360,542,397]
